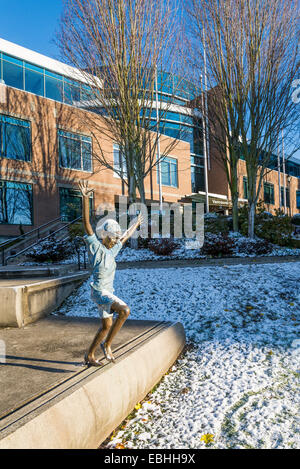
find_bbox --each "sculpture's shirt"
[84,233,122,293]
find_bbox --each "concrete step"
[0,316,186,449]
[0,271,90,327]
[0,264,80,279]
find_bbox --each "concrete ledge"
[0,272,89,327]
[0,320,186,449]
[0,264,81,279]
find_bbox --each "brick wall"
[0,87,192,237]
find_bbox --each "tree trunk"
[232,192,239,232]
[137,178,146,206]
[128,175,138,249]
[247,168,257,239]
[230,165,239,232]
[248,201,255,239]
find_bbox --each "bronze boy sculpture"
[79,181,142,367]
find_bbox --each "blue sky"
[0,0,62,59]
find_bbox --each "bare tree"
[188,0,299,236]
[57,0,185,209]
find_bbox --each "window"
[0,52,92,106]
[58,130,92,172]
[191,155,204,192]
[0,180,33,225]
[2,54,24,90]
[64,80,81,105]
[59,187,93,222]
[296,190,300,209]
[243,177,248,199]
[0,114,31,161]
[264,182,274,205]
[280,186,290,208]
[25,63,44,96]
[113,144,127,178]
[158,156,178,187]
[45,72,63,101]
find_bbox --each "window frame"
[263,182,275,205]
[58,129,93,173]
[243,176,248,199]
[0,114,32,162]
[280,186,290,208]
[0,179,33,226]
[59,186,93,222]
[157,155,178,188]
[296,190,300,210]
[113,143,127,179]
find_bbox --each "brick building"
[0,38,299,241]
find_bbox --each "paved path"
[1,256,299,279]
[0,316,164,420]
[117,255,300,270]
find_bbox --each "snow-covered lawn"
[22,232,300,266]
[56,261,300,449]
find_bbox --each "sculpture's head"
[102,235,118,249]
[96,219,122,249]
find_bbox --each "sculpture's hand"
[78,181,94,198]
[137,213,144,226]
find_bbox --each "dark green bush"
[205,214,233,235]
[238,202,293,247]
[201,233,236,257]
[291,214,300,226]
[68,222,85,240]
[148,238,179,256]
[238,200,268,236]
[236,238,273,255]
[25,236,75,263]
[255,215,294,247]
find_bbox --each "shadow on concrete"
[3,355,82,373]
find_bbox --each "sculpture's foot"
[83,353,103,367]
[101,343,116,363]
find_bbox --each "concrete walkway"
[0,315,185,448]
[117,254,300,270]
[0,264,80,279]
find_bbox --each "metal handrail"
[0,216,63,252]
[4,216,82,266]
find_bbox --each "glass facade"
[0,52,89,106]
[264,182,275,205]
[59,187,93,222]
[58,130,92,172]
[152,73,203,192]
[243,176,248,199]
[158,156,178,187]
[0,180,33,225]
[0,114,31,162]
[286,161,300,179]
[280,186,290,208]
[296,190,300,209]
[191,155,204,193]
[113,144,127,178]
[155,72,199,102]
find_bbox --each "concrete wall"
[0,321,186,449]
[0,272,89,327]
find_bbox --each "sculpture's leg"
[103,302,130,362]
[86,316,113,364]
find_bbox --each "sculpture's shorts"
[91,287,127,319]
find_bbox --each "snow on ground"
[21,232,300,266]
[55,261,300,449]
